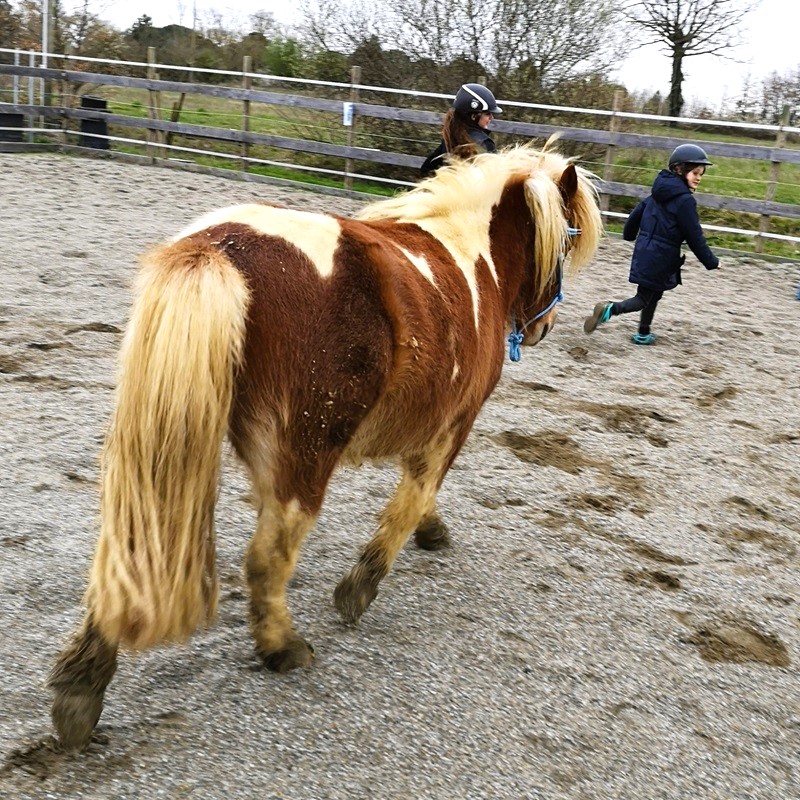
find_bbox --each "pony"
[48,144,602,749]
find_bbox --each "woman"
[420,83,502,178]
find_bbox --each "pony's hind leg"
[334,456,443,624]
[246,493,318,673]
[413,510,451,551]
[48,615,118,750]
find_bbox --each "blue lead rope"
[506,229,577,363]
[507,288,564,362]
[507,327,525,362]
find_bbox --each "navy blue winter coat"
[623,169,719,291]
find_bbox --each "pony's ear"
[557,164,579,205]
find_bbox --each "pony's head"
[507,147,603,350]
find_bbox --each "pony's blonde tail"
[86,237,250,650]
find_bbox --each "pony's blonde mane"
[357,143,602,291]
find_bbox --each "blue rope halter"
[507,227,579,363]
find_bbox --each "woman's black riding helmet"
[453,84,503,115]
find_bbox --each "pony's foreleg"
[48,615,118,750]
[246,495,317,673]
[334,461,441,625]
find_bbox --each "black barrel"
[0,113,25,142]
[79,95,110,149]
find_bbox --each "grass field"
[72,85,800,259]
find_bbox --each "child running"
[584,143,720,345]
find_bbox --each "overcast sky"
[88,0,798,112]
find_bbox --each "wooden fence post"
[601,90,624,214]
[146,47,163,161]
[42,0,54,108]
[756,104,791,254]
[27,50,35,143]
[344,65,360,191]
[241,56,252,172]
[165,93,185,149]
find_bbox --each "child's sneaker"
[583,302,613,333]
[631,332,656,345]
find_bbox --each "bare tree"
[248,11,282,39]
[298,0,628,96]
[0,0,21,48]
[298,0,388,54]
[624,0,759,118]
[756,68,800,123]
[487,0,628,95]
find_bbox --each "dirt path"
[1,154,799,800]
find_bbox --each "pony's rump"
[86,237,251,649]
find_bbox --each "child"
[584,143,720,345]
[420,83,502,177]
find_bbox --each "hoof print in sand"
[695,386,738,408]
[514,380,558,393]
[683,615,790,667]
[571,493,623,515]
[0,735,93,780]
[571,400,675,447]
[0,355,25,374]
[494,430,589,474]
[65,322,122,335]
[623,568,681,591]
[27,341,68,351]
[724,495,773,521]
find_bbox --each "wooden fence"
[1,57,799,254]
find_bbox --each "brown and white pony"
[49,145,602,749]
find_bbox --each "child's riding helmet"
[668,144,712,167]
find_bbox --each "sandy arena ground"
[1,154,799,800]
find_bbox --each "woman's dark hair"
[441,109,481,159]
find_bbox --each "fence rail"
[1,54,798,253]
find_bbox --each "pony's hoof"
[260,638,315,673]
[414,517,451,551]
[333,575,378,625]
[51,690,104,751]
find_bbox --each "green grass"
[585,137,800,258]
[104,88,350,145]
[79,85,800,259]
[608,148,800,206]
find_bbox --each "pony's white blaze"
[397,245,436,285]
[175,204,342,278]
